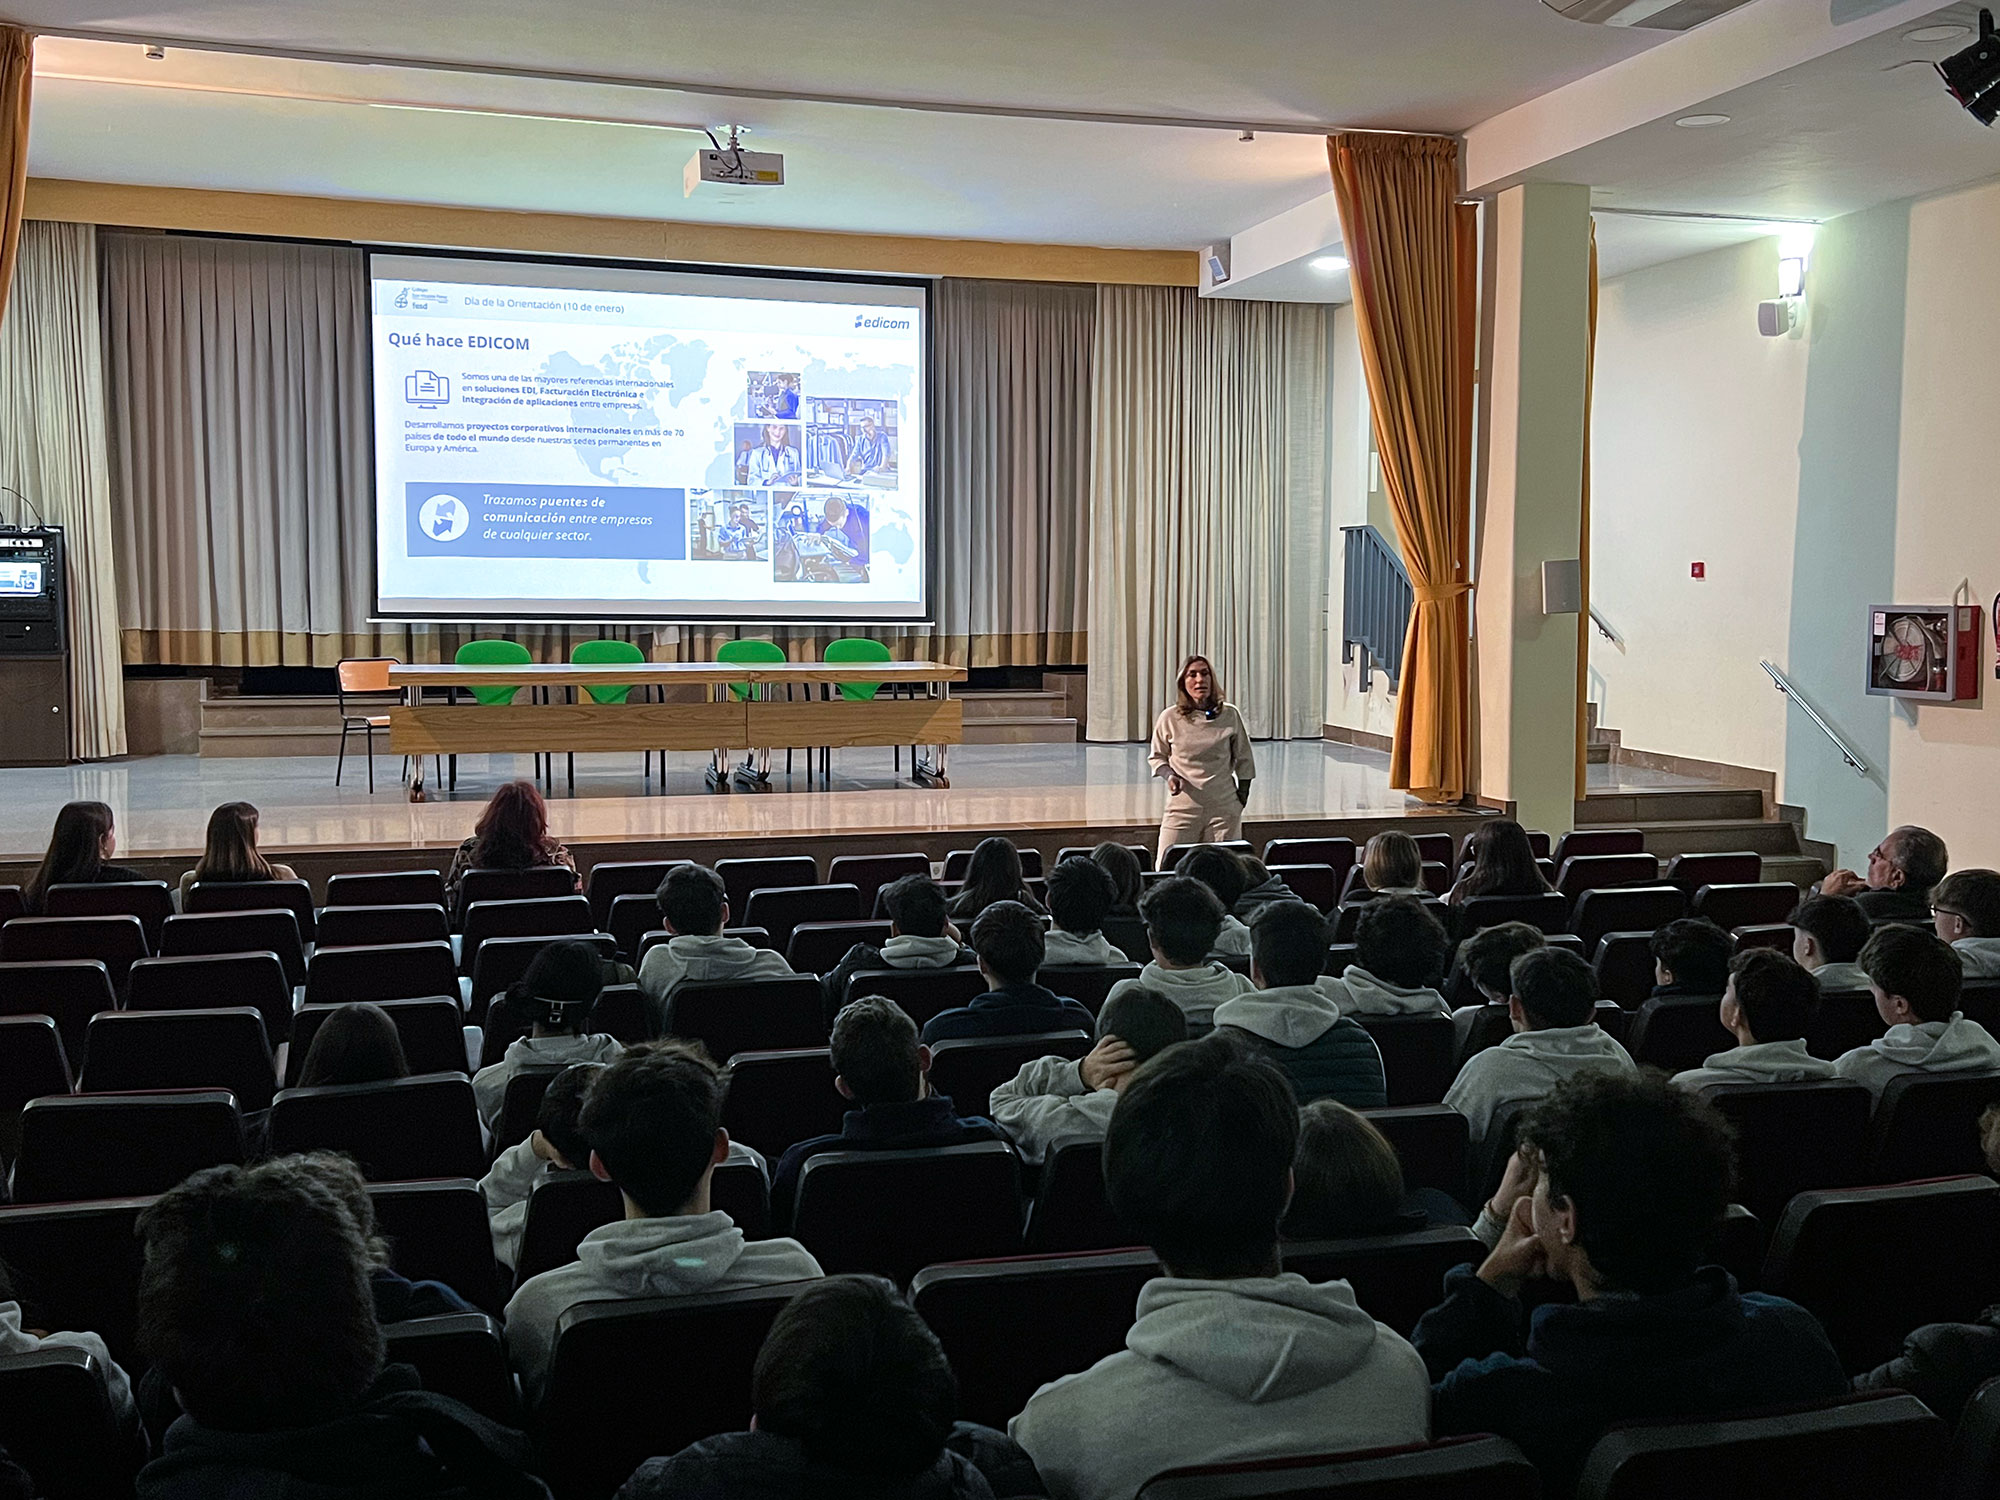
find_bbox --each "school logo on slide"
[419,494,470,542]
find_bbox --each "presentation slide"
[368,253,928,622]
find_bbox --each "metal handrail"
[1589,606,1623,650]
[1339,525,1414,693]
[1760,660,1869,778]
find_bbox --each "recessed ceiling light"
[1906,23,1972,42]
[1675,113,1731,127]
[1310,255,1349,273]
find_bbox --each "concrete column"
[1474,181,1593,836]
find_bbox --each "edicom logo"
[854,313,913,330]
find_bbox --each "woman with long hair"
[443,778,579,921]
[1147,654,1255,870]
[178,801,298,904]
[1089,841,1145,918]
[947,836,1045,922]
[1449,819,1551,904]
[297,1003,411,1089]
[22,800,144,914]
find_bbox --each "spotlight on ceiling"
[142,43,165,60]
[1675,113,1731,127]
[1309,255,1349,274]
[1907,24,1971,43]
[1542,0,1758,31]
[1938,9,2000,125]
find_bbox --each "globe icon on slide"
[420,495,469,542]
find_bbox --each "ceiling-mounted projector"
[1543,0,1758,28]
[684,126,784,198]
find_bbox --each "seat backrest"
[539,1282,812,1500]
[43,880,174,949]
[305,940,459,1008]
[186,878,317,941]
[161,908,306,987]
[927,1031,1093,1119]
[718,1048,846,1158]
[1470,1096,1540,1204]
[14,1090,244,1203]
[911,1250,1158,1428]
[1027,1134,1138,1254]
[82,1007,274,1110]
[1571,886,1689,952]
[843,965,988,1028]
[1574,1392,1945,1500]
[1041,963,1145,1017]
[515,1169,625,1284]
[570,638,645,705]
[715,856,819,917]
[1732,924,1794,953]
[786,919,893,976]
[584,859,685,929]
[1410,833,1455,866]
[665,976,828,1060]
[1807,988,1885,1060]
[453,639,531,706]
[1697,1081,1874,1225]
[325,869,447,909]
[1138,1435,1540,1500]
[603,893,662,963]
[1693,882,1806,932]
[1350,1013,1457,1106]
[0,886,20,927]
[1553,827,1646,863]
[1334,896,1451,944]
[467,931,615,1011]
[594,982,647,1044]
[1943,1373,2000,1500]
[1592,931,1661,1008]
[1556,853,1662,901]
[127,949,292,1043]
[793,1141,1025,1282]
[1868,1070,2000,1183]
[287,996,468,1086]
[380,1313,514,1426]
[269,1072,488,1180]
[1104,913,1152,963]
[0,959,113,1062]
[1263,838,1358,882]
[1626,993,1734,1073]
[742,883,862,951]
[459,894,593,976]
[1665,851,1764,893]
[1282,1226,1486,1338]
[1763,1178,2000,1369]
[1453,891,1571,940]
[714,637,788,699]
[944,847,1048,881]
[314,902,449,949]
[0,1197,152,1368]
[825,853,930,915]
[0,1016,71,1134]
[495,1064,568,1150]
[368,1178,504,1314]
[1269,863,1342,913]
[459,866,576,910]
[1363,1104,1470,1204]
[336,655,396,696]
[0,1345,145,1500]
[0,916,147,988]
[823,636,892,700]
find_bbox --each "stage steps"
[958,689,1078,745]
[1576,786,1831,889]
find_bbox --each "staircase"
[960,690,1079,744]
[1575,785,1834,890]
[1585,702,1618,766]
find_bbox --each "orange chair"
[336,657,401,792]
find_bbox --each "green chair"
[713,639,790,787]
[821,637,896,777]
[569,639,649,789]
[453,639,541,788]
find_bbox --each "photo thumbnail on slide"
[734,422,802,487]
[747,370,801,420]
[689,490,769,562]
[807,397,898,488]
[776,492,870,585]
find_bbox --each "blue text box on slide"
[405,483,688,561]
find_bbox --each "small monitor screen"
[0,562,41,597]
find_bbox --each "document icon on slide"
[419,495,469,542]
[405,371,450,406]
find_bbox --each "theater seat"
[584,859,686,930]
[493,1065,566,1150]
[842,965,986,1028]
[325,869,447,909]
[1269,864,1342,914]
[0,1197,152,1368]
[793,1141,1023,1283]
[1363,1105,1470,1206]
[368,1178,504,1315]
[718,1048,846,1159]
[1556,853,1662,902]
[1693,882,1806,933]
[1574,1392,1944,1500]
[1807,988,1885,1060]
[1665,852,1765,895]
[1627,994,1734,1073]
[1867,1071,2000,1183]
[0,915,147,990]
[785,919,892,976]
[1553,828,1645,864]
[1351,1013,1456,1106]
[81,1007,275,1111]
[0,1346,145,1500]
[1696,1080,1872,1225]
[1592,932,1659,1008]
[269,1072,487,1181]
[459,896,593,978]
[44,880,174,951]
[128,950,293,1046]
[1453,892,1570,939]
[467,931,616,1011]
[1137,1435,1539,1500]
[1571,887,1688,955]
[947,847,1047,880]
[287,997,469,1086]
[1281,1226,1484,1337]
[1263,838,1357,883]
[1943,1374,2000,1500]
[665,977,826,1061]
[514,1170,624,1286]
[825,853,931,916]
[1026,1134,1136,1253]
[13,1090,244,1203]
[382,1313,516,1425]
[458,866,576,909]
[0,1016,72,1142]
[186,878,318,943]
[314,902,450,950]
[161,908,306,987]
[0,959,113,1063]
[742,884,862,952]
[1041,963,1144,1016]
[927,1031,1092,1119]
[715,856,819,918]
[305,941,460,1009]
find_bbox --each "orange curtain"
[1575,220,1599,798]
[0,29,31,324]
[1327,133,1476,803]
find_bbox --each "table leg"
[406,686,427,802]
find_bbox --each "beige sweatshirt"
[1150,704,1256,804]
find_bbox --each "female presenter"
[1149,655,1255,869]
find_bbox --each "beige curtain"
[1086,285,1329,741]
[0,221,126,757]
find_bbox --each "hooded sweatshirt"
[616,1422,1043,1500]
[820,934,973,1023]
[1009,1274,1428,1500]
[0,1301,137,1438]
[1042,929,1125,967]
[1442,1024,1636,1144]
[470,1033,624,1128]
[1105,962,1254,1032]
[1832,1012,2000,1098]
[638,933,796,1027]
[1213,985,1387,1108]
[1671,1038,1839,1092]
[1956,938,2000,978]
[504,1210,822,1407]
[1234,875,1295,921]
[1212,914,1253,958]
[1330,965,1450,1018]
[989,1056,1118,1164]
[1809,960,1873,993]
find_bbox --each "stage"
[0,740,1720,888]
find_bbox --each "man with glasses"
[1819,825,1949,926]
[1931,869,2000,977]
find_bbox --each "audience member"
[480,1062,603,1272]
[1650,918,1733,999]
[1041,858,1124,966]
[947,837,1045,922]
[1234,855,1294,919]
[821,873,971,1021]
[1089,841,1144,917]
[1821,825,1950,925]
[989,986,1188,1164]
[1790,893,1874,992]
[473,940,624,1127]
[0,1257,137,1439]
[1832,925,2000,1098]
[1359,832,1424,897]
[920,901,1092,1044]
[637,864,796,1029]
[1176,845,1253,955]
[618,1275,1043,1500]
[280,1152,477,1323]
[1855,1105,2000,1422]
[22,799,144,915]
[773,998,1001,1224]
[135,1161,547,1498]
[1452,920,1547,1012]
[1932,868,2000,976]
[1671,949,1836,1090]
[1009,1035,1428,1498]
[178,800,298,903]
[1101,876,1253,1031]
[1329,897,1450,1016]
[1283,1099,1468,1238]
[443,779,579,924]
[1449,820,1549,904]
[298,1002,411,1090]
[504,1044,823,1406]
[1213,901,1387,1108]
[1444,948,1634,1145]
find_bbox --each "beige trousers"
[1157,796,1245,870]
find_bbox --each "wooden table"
[385,661,966,800]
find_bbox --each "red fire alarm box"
[1866,604,1982,702]
[1690,562,1706,580]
